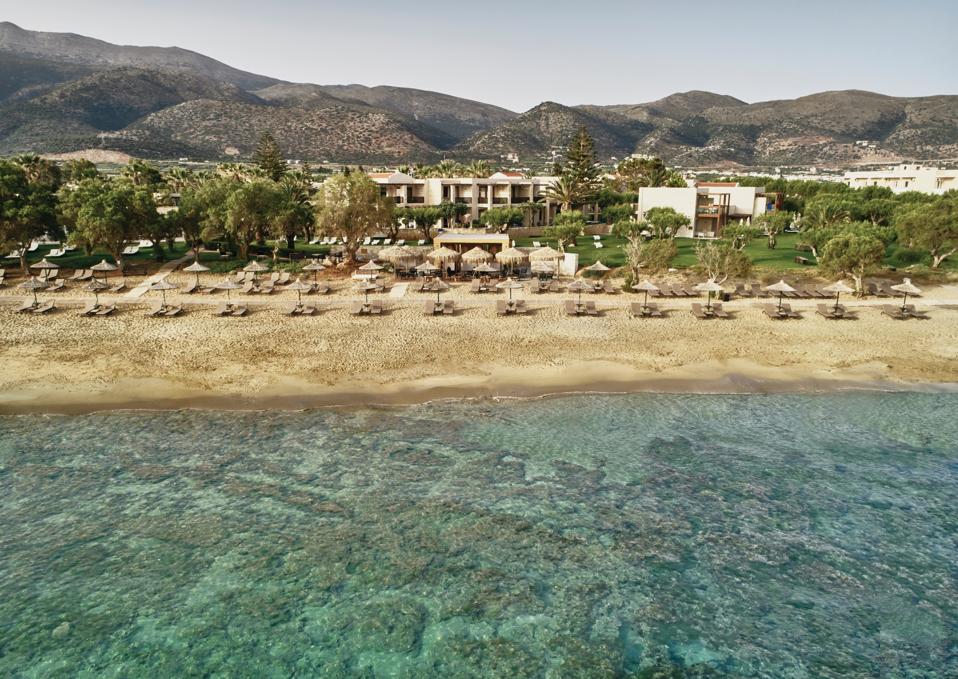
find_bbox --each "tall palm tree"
[541,177,579,212]
[466,160,492,178]
[434,159,462,178]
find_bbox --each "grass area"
[673,233,812,271]
[513,235,630,268]
[4,242,192,271]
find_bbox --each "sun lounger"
[548,280,561,293]
[46,279,65,292]
[277,272,291,285]
[532,241,542,248]
[370,300,383,315]
[96,304,117,316]
[214,303,232,316]
[470,279,482,293]
[534,280,548,293]
[162,305,182,317]
[230,305,248,317]
[27,241,39,252]
[514,300,528,314]
[145,301,164,317]
[69,269,84,281]
[690,303,711,319]
[762,305,785,319]
[79,302,99,316]
[109,280,125,293]
[593,234,602,241]
[711,303,730,319]
[258,282,275,294]
[301,305,317,316]
[32,301,55,314]
[350,302,365,315]
[286,304,304,316]
[423,300,439,315]
[496,300,509,316]
[396,240,405,246]
[594,242,604,249]
[881,305,907,319]
[241,282,255,294]
[602,281,617,294]
[443,300,455,315]
[314,283,331,295]
[780,303,801,318]
[630,302,656,318]
[585,301,599,316]
[16,300,38,313]
[563,300,579,316]
[902,304,930,319]
[183,280,198,294]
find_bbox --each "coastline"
[2,358,956,416]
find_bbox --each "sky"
[4,0,957,111]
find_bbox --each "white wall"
[638,187,698,238]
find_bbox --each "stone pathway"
[121,253,193,302]
[389,283,408,298]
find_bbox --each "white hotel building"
[368,171,561,226]
[843,164,957,194]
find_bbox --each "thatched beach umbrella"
[29,258,58,272]
[529,246,562,262]
[215,278,242,304]
[461,247,493,264]
[765,280,796,312]
[431,278,450,304]
[567,279,593,304]
[18,277,47,306]
[415,261,440,276]
[286,278,313,303]
[631,279,660,307]
[694,279,724,311]
[584,260,610,273]
[243,260,268,273]
[85,278,110,305]
[183,260,210,287]
[822,280,854,314]
[495,277,524,301]
[302,259,325,282]
[149,279,178,306]
[531,261,556,276]
[91,259,117,282]
[473,262,497,275]
[426,247,460,269]
[891,278,922,313]
[495,247,528,265]
[378,245,416,266]
[357,260,383,274]
[354,280,379,303]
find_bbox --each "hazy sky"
[5,0,957,111]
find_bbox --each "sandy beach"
[2,272,957,414]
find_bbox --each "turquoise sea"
[1,393,956,678]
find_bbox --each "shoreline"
[2,359,956,416]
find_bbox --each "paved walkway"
[121,253,193,301]
[389,283,409,298]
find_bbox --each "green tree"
[465,160,493,178]
[563,126,600,201]
[396,206,443,242]
[894,196,958,268]
[272,173,315,251]
[479,207,524,232]
[436,201,470,229]
[819,233,886,295]
[615,157,684,191]
[753,211,792,249]
[0,160,60,273]
[721,223,758,251]
[222,180,282,260]
[254,132,287,181]
[120,159,162,187]
[644,207,690,239]
[541,176,580,212]
[601,203,635,224]
[61,158,99,183]
[314,173,393,261]
[71,181,159,272]
[544,212,586,252]
[695,240,752,283]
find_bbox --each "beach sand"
[2,273,957,413]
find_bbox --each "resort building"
[368,171,561,226]
[637,182,780,238]
[433,232,511,256]
[843,164,957,194]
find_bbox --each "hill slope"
[0,21,279,90]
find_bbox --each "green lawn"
[5,242,192,271]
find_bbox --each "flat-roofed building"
[368,171,560,226]
[843,164,957,194]
[637,182,778,238]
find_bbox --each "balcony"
[407,196,425,204]
[455,197,472,204]
[492,197,509,204]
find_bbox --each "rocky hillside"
[454,102,650,161]
[0,22,955,167]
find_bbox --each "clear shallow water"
[0,393,956,678]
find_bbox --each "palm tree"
[434,159,462,178]
[541,177,579,212]
[466,160,493,178]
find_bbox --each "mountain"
[454,101,650,161]
[314,84,516,144]
[0,23,955,167]
[0,21,279,90]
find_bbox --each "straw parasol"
[215,278,242,304]
[29,258,58,272]
[531,261,556,276]
[243,260,268,282]
[529,246,562,262]
[891,278,922,313]
[286,277,313,303]
[461,247,493,264]
[91,259,117,282]
[354,280,379,303]
[85,278,110,305]
[631,279,660,307]
[415,261,440,275]
[495,247,528,265]
[149,279,178,306]
[18,277,47,305]
[495,277,524,301]
[567,279,593,304]
[183,260,210,287]
[357,260,383,272]
[302,259,325,282]
[378,245,416,266]
[426,247,460,266]
[430,278,450,304]
[765,280,796,311]
[822,280,854,313]
[694,279,724,311]
[584,260,610,273]
[473,262,497,274]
